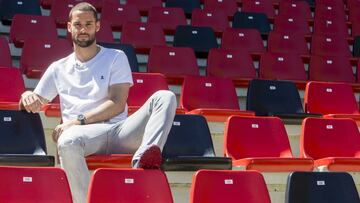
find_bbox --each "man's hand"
[20,91,45,113]
[52,120,79,142]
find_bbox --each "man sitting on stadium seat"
[19,2,177,203]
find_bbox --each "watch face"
[77,115,84,120]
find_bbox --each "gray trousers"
[57,90,177,203]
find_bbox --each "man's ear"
[95,20,100,32]
[67,22,72,33]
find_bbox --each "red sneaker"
[138,145,162,169]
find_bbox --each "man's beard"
[73,34,96,48]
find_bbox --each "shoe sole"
[138,145,162,169]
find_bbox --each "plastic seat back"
[0,0,41,25]
[165,0,201,16]
[148,7,187,34]
[233,11,271,35]
[191,8,229,35]
[190,170,271,203]
[311,34,352,57]
[126,0,162,15]
[147,46,199,83]
[241,0,275,18]
[101,3,140,31]
[203,0,238,18]
[180,76,239,112]
[127,73,169,107]
[259,52,307,81]
[0,166,72,203]
[121,21,166,54]
[308,55,355,83]
[267,31,309,55]
[286,171,360,203]
[174,25,218,56]
[163,114,216,158]
[225,116,293,159]
[207,48,256,80]
[301,117,360,159]
[246,79,305,116]
[273,14,311,35]
[0,110,47,155]
[88,168,173,203]
[304,82,359,114]
[221,28,265,54]
[9,14,58,48]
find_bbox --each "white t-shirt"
[34,46,133,123]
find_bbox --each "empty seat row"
[3,107,360,173]
[3,67,360,122]
[0,167,358,203]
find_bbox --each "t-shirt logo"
[100,76,104,80]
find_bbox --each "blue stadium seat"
[232,11,271,36]
[0,0,41,25]
[161,114,232,171]
[246,79,321,120]
[173,25,218,57]
[0,110,55,166]
[286,171,360,203]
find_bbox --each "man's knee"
[57,130,84,157]
[154,90,177,107]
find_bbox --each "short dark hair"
[68,2,98,22]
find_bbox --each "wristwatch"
[77,114,87,125]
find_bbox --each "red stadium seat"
[20,38,72,79]
[126,0,163,15]
[148,7,186,35]
[44,96,61,117]
[0,67,25,110]
[259,52,307,88]
[0,166,72,203]
[190,170,271,203]
[180,76,254,122]
[221,28,265,58]
[267,31,309,55]
[206,48,256,86]
[203,0,238,18]
[313,18,349,38]
[127,73,184,114]
[9,14,58,48]
[310,34,352,57]
[224,116,314,171]
[100,3,141,31]
[308,55,355,83]
[0,36,12,67]
[273,14,311,35]
[191,8,229,36]
[301,117,360,171]
[304,81,360,120]
[121,22,166,54]
[314,4,347,21]
[241,0,275,18]
[147,46,199,84]
[88,169,173,203]
[278,1,312,19]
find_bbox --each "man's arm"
[52,83,131,142]
[82,83,131,124]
